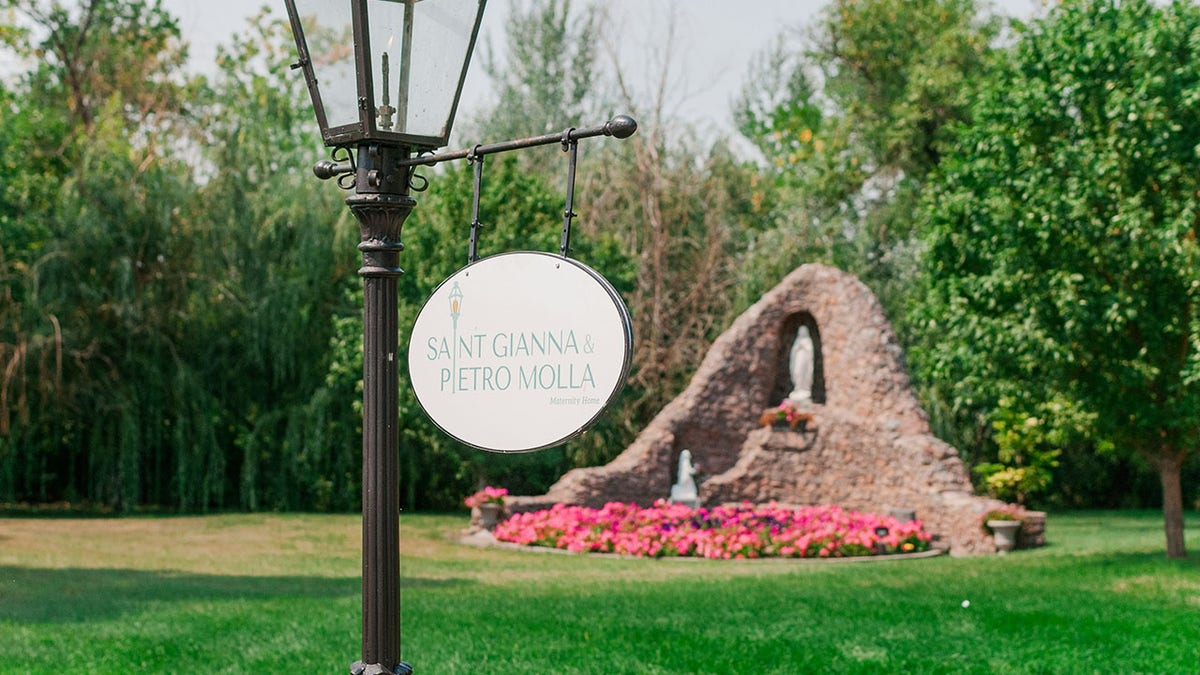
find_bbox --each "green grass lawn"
[0,510,1196,674]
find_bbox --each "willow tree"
[189,8,354,511]
[0,0,205,509]
[913,0,1200,558]
[0,1,353,511]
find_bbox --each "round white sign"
[408,251,633,453]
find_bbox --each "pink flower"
[464,486,508,508]
[491,501,932,559]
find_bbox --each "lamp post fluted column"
[347,143,415,675]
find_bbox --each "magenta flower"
[464,486,508,508]
[492,502,933,559]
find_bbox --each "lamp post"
[282,2,487,673]
[448,282,462,393]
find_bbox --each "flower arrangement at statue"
[493,501,932,559]
[464,486,508,509]
[758,399,814,429]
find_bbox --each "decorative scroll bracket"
[314,115,638,262]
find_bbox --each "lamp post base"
[350,660,414,675]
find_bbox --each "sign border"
[408,251,634,453]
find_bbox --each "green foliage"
[0,2,362,512]
[472,0,598,139]
[193,8,356,511]
[972,396,1087,504]
[809,0,997,181]
[733,0,999,327]
[734,35,824,177]
[0,0,190,133]
[4,0,1194,518]
[914,0,1200,458]
[0,1,208,509]
[730,39,834,311]
[0,0,661,512]
[912,0,1200,553]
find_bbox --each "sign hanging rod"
[395,114,637,169]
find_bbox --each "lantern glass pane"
[367,0,482,143]
[293,0,360,130]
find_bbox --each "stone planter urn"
[478,503,502,530]
[988,520,1022,554]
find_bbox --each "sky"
[162,0,830,141]
[1,1,1040,142]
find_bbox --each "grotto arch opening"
[771,312,825,406]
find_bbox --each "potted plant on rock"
[981,506,1024,554]
[465,486,508,530]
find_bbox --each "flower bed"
[493,501,932,559]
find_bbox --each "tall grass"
[0,510,1195,673]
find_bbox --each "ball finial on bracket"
[605,114,638,140]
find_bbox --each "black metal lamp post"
[282,2,486,673]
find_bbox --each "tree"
[734,0,998,320]
[912,0,1200,558]
[0,0,188,134]
[0,2,358,512]
[808,0,996,183]
[0,0,206,509]
[472,0,598,140]
[191,8,354,511]
[730,36,832,311]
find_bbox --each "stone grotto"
[509,264,1044,555]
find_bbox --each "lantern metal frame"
[283,0,487,150]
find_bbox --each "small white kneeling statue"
[669,449,700,508]
[788,325,814,405]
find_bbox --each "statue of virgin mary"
[787,325,814,405]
